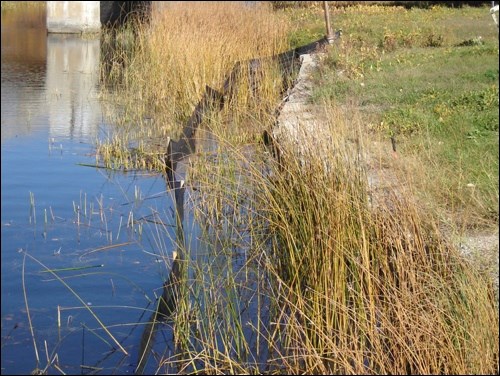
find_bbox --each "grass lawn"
[282,3,499,230]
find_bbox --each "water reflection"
[0,2,46,67]
[46,34,101,140]
[1,3,102,142]
[1,5,177,375]
[1,4,47,141]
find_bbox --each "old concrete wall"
[272,54,330,163]
[47,1,100,33]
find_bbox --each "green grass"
[295,4,499,228]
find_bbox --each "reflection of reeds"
[1,1,45,10]
[136,248,185,374]
[1,1,46,69]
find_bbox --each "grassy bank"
[159,103,498,374]
[289,3,499,229]
[92,2,499,374]
[255,106,498,373]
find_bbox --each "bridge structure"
[46,1,151,33]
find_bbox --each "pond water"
[1,5,190,374]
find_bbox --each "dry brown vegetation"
[99,1,289,163]
[94,2,499,374]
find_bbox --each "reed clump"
[156,104,498,374]
[250,106,498,374]
[98,2,290,171]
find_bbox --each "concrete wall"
[47,1,100,33]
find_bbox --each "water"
[1,5,285,374]
[1,5,183,374]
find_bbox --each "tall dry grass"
[95,3,498,373]
[248,105,498,374]
[98,1,291,170]
[154,103,499,374]
[145,2,288,117]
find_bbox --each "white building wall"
[47,1,100,33]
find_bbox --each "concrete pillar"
[47,1,100,33]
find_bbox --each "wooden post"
[323,1,333,43]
